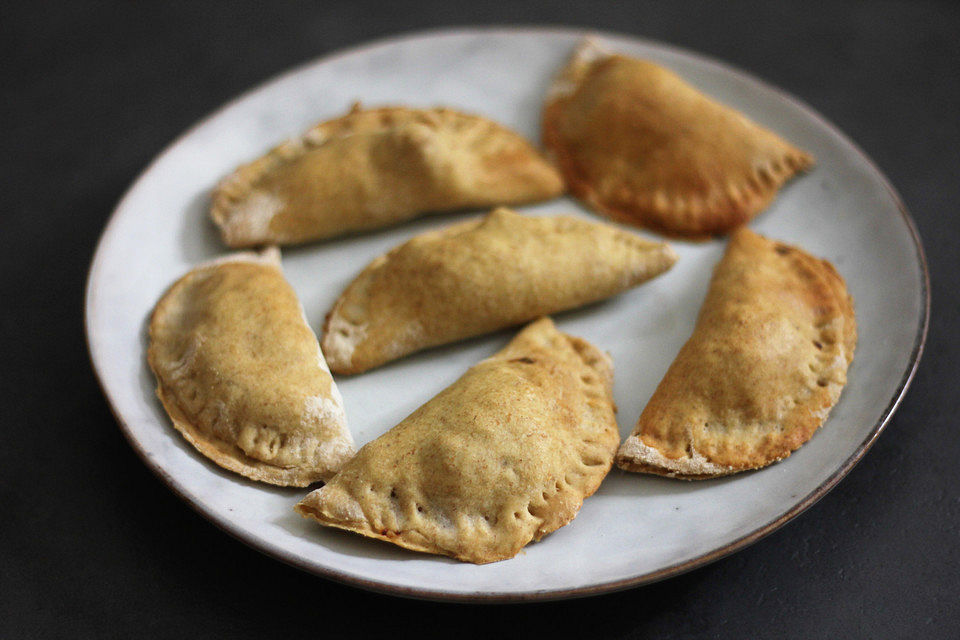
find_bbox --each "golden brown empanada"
[322,207,677,374]
[211,104,564,247]
[296,317,619,563]
[147,248,354,486]
[543,39,813,238]
[616,228,856,478]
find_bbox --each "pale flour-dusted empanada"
[543,39,813,238]
[296,317,619,564]
[147,247,354,486]
[211,104,564,247]
[616,228,856,478]
[322,207,677,374]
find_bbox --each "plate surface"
[85,28,928,601]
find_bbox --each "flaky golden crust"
[211,104,564,247]
[321,207,677,374]
[147,248,355,486]
[616,228,856,478]
[296,318,620,564]
[543,40,813,239]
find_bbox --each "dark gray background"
[3,1,958,637]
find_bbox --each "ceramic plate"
[85,28,928,601]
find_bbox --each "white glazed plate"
[85,28,928,602]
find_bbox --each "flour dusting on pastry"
[218,191,284,247]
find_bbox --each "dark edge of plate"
[84,26,931,604]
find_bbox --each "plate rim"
[84,25,931,603]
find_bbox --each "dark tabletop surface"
[4,1,958,637]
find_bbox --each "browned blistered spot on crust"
[616,228,856,478]
[543,41,813,239]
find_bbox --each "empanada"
[616,228,856,478]
[296,317,619,563]
[323,207,677,374]
[543,39,814,238]
[147,248,354,486]
[211,104,564,247]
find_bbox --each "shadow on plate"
[273,507,461,565]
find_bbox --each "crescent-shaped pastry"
[616,228,856,478]
[322,207,677,374]
[543,39,814,238]
[211,104,564,247]
[147,248,355,486]
[296,317,619,564]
